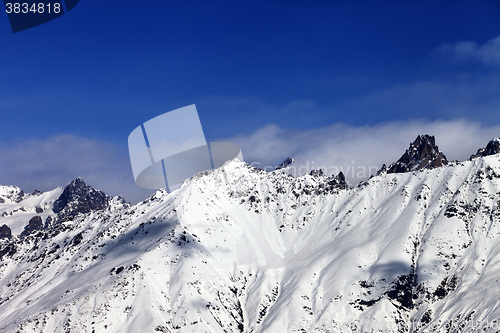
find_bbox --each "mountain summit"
[275,157,294,170]
[470,138,500,160]
[387,134,448,174]
[52,177,109,220]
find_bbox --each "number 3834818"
[5,3,61,14]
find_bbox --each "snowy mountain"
[1,136,500,332]
[0,185,26,204]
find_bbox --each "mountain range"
[1,135,500,333]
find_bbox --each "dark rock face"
[324,172,348,191]
[275,157,294,170]
[0,224,12,239]
[44,216,53,229]
[377,164,388,176]
[21,216,43,237]
[470,138,500,160]
[337,171,346,183]
[387,135,448,174]
[0,243,16,259]
[31,189,43,196]
[309,169,325,177]
[52,178,109,220]
[14,190,25,203]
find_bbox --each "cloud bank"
[0,120,498,203]
[1,36,498,201]
[0,135,154,205]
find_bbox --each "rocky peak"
[387,135,448,174]
[275,157,294,170]
[337,171,346,183]
[52,178,109,219]
[470,138,500,160]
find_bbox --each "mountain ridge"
[0,135,499,332]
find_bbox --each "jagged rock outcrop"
[31,189,43,196]
[387,134,448,174]
[0,224,12,239]
[275,157,294,170]
[323,171,348,191]
[309,169,325,177]
[52,177,109,220]
[377,164,388,176]
[337,171,346,182]
[20,216,43,237]
[470,138,500,160]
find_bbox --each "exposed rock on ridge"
[275,157,294,170]
[0,224,11,239]
[387,134,448,174]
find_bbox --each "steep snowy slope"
[1,153,500,332]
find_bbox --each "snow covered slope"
[0,187,63,237]
[1,151,500,332]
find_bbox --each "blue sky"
[1,1,500,203]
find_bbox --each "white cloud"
[434,35,500,67]
[0,121,499,203]
[228,120,500,186]
[0,135,154,204]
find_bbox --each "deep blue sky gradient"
[1,0,499,145]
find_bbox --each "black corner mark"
[4,0,79,33]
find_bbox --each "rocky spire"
[325,171,348,190]
[469,138,500,160]
[275,157,294,170]
[387,135,448,174]
[52,177,109,220]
